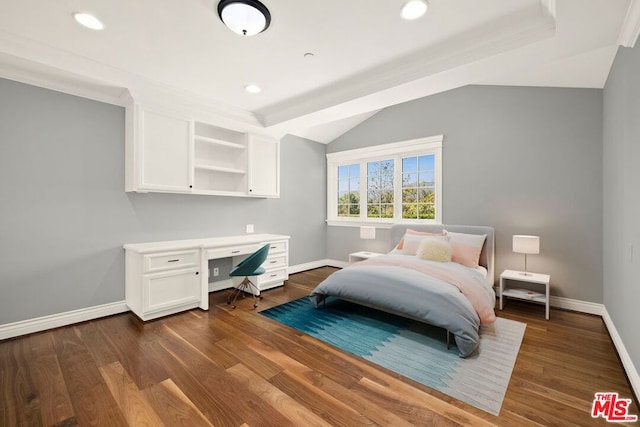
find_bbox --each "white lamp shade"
[360,226,376,240]
[513,235,540,254]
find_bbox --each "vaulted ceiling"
[0,0,638,142]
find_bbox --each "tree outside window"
[402,154,435,219]
[326,135,442,225]
[337,164,360,217]
[367,160,394,218]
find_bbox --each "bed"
[309,224,496,357]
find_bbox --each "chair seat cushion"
[230,265,266,277]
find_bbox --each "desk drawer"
[266,241,287,254]
[263,254,287,270]
[144,250,199,273]
[207,244,261,260]
[258,268,288,285]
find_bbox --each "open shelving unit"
[193,122,247,195]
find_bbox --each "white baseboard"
[288,259,331,274]
[602,307,640,401]
[549,295,604,316]
[288,259,349,273]
[326,259,349,269]
[0,301,129,340]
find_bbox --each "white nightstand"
[349,251,383,264]
[499,269,551,320]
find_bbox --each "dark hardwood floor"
[1,267,638,426]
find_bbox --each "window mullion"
[394,154,402,220]
[359,160,367,219]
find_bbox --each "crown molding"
[618,0,640,48]
[0,30,271,135]
[0,51,129,106]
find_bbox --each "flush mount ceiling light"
[401,0,428,20]
[218,0,271,36]
[72,12,105,30]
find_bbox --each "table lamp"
[512,235,539,276]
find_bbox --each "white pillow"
[416,238,453,262]
[401,234,449,255]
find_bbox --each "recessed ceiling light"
[72,12,105,30]
[244,84,262,94]
[401,0,428,20]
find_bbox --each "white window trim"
[327,135,443,228]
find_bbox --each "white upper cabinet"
[248,134,280,198]
[125,103,280,198]
[125,105,192,193]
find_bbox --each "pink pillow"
[396,229,444,250]
[444,230,487,268]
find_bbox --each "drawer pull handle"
[270,274,278,278]
[232,250,240,254]
[167,259,180,263]
[270,260,277,264]
[270,246,277,249]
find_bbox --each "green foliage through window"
[402,154,436,219]
[327,135,442,224]
[367,160,394,218]
[337,164,360,217]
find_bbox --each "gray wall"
[603,44,640,378]
[328,85,604,303]
[0,78,326,325]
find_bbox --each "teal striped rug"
[260,298,526,415]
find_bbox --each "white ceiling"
[0,0,638,143]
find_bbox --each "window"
[402,154,435,220]
[337,164,360,217]
[327,135,442,226]
[367,159,394,218]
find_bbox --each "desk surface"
[124,233,290,254]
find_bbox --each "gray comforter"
[309,253,496,357]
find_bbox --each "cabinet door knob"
[189,185,193,188]
[249,189,253,192]
[195,272,199,275]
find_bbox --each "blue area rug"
[260,297,526,415]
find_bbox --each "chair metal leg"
[227,277,260,309]
[446,329,451,350]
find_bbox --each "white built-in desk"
[124,234,290,321]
